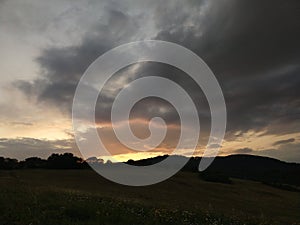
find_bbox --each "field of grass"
[0,169,299,225]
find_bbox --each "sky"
[0,0,300,162]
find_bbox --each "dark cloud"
[0,138,79,160]
[156,0,300,136]
[256,143,300,163]
[232,144,300,163]
[16,0,300,145]
[273,138,296,146]
[156,0,300,75]
[233,148,254,154]
[16,8,140,110]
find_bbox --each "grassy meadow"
[0,169,299,225]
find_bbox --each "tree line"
[1,153,300,188]
[0,153,89,169]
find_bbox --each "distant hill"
[1,153,300,188]
[126,154,300,187]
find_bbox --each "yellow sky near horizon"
[1,106,299,162]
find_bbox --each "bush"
[199,170,232,184]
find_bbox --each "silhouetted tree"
[47,153,83,169]
[20,157,47,169]
[0,157,18,169]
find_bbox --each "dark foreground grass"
[0,170,299,225]
[0,187,276,225]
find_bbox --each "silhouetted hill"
[1,153,300,188]
[127,154,300,187]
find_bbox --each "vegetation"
[1,154,300,224]
[0,169,299,225]
[199,170,232,184]
[0,153,88,170]
[0,187,266,225]
[2,153,300,187]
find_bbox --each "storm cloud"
[0,138,78,160]
[4,0,300,160]
[17,0,300,135]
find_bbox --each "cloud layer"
[1,0,299,161]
